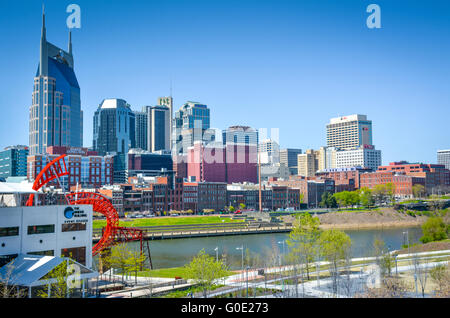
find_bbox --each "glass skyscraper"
[29,11,83,155]
[173,101,214,155]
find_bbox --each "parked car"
[171,213,179,217]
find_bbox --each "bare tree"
[356,277,409,298]
[429,264,450,298]
[0,260,26,298]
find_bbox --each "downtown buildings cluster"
[1,13,450,216]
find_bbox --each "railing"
[93,224,292,241]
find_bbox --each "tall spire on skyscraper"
[68,30,72,55]
[39,4,48,76]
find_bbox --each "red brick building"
[27,146,114,189]
[377,161,450,192]
[359,171,426,196]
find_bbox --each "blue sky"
[0,0,449,164]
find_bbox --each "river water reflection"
[100,226,423,270]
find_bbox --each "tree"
[420,216,448,243]
[37,260,78,298]
[430,264,450,297]
[184,249,229,298]
[359,187,375,208]
[106,244,133,283]
[318,229,352,295]
[228,205,235,213]
[239,203,246,211]
[320,192,337,209]
[412,184,426,199]
[372,238,393,277]
[385,183,396,204]
[287,212,321,280]
[0,260,26,298]
[126,249,146,284]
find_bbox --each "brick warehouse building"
[377,161,450,192]
[359,171,426,197]
[27,146,113,190]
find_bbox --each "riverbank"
[283,208,428,230]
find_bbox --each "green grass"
[136,266,236,279]
[93,216,243,229]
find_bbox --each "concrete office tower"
[157,97,173,143]
[335,145,382,171]
[92,98,136,156]
[29,10,83,155]
[173,102,213,155]
[437,149,450,170]
[327,114,373,150]
[297,149,318,177]
[143,105,170,152]
[258,139,280,164]
[134,110,148,150]
[280,148,302,175]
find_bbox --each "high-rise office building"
[297,149,318,177]
[280,149,302,168]
[93,98,136,156]
[0,146,29,179]
[258,139,280,164]
[222,126,258,146]
[157,97,173,144]
[437,149,450,170]
[335,145,382,171]
[280,148,302,175]
[134,110,148,150]
[173,102,213,155]
[143,105,171,152]
[326,114,373,150]
[29,11,83,155]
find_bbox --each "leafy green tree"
[420,216,448,243]
[239,203,246,210]
[126,250,147,284]
[37,260,77,298]
[287,212,321,280]
[359,187,375,208]
[184,249,229,298]
[228,205,235,213]
[333,191,350,208]
[372,238,394,277]
[412,184,426,198]
[106,244,133,283]
[320,192,337,208]
[318,229,352,295]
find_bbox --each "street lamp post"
[246,266,250,298]
[214,247,218,262]
[236,245,244,291]
[277,240,286,296]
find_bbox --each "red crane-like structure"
[25,154,150,264]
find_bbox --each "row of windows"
[0,223,86,237]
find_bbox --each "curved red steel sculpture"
[26,154,146,257]
[26,154,69,206]
[66,192,120,256]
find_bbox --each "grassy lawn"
[93,216,243,229]
[136,267,236,279]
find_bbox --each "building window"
[27,250,54,256]
[61,246,86,265]
[27,224,55,235]
[0,226,19,237]
[61,223,87,232]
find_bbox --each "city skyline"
[0,0,449,165]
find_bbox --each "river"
[98,226,423,270]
